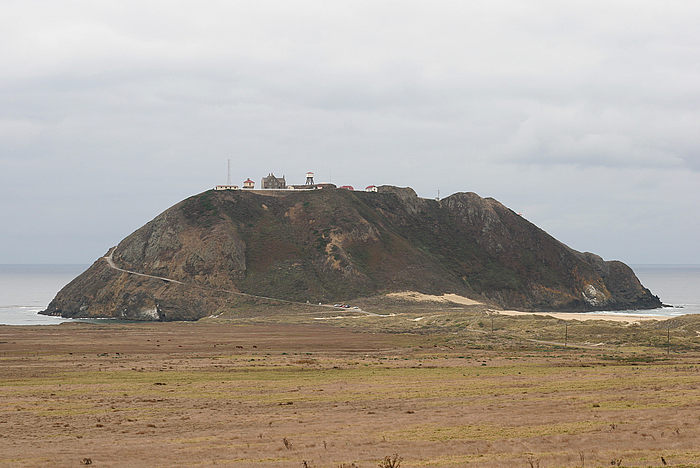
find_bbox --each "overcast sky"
[1,1,699,264]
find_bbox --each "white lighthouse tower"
[305,172,315,185]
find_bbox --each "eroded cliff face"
[42,186,660,320]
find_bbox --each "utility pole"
[667,323,671,356]
[565,323,568,348]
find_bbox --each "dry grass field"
[1,307,699,467]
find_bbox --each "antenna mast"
[227,159,231,185]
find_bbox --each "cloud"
[1,0,699,263]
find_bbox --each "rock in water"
[42,186,661,321]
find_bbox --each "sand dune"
[386,291,482,306]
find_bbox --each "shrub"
[378,454,402,468]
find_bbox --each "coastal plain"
[1,304,699,467]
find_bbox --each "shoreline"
[492,309,673,323]
[385,291,685,324]
[0,301,691,326]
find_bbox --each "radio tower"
[227,159,231,185]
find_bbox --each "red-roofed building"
[365,185,377,192]
[340,185,354,190]
[243,178,255,189]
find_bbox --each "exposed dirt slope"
[42,186,660,320]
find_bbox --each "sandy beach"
[387,291,673,323]
[493,309,670,323]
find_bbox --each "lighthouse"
[305,172,315,185]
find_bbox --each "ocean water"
[0,264,88,325]
[0,264,699,325]
[605,264,700,317]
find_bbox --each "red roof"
[244,178,254,183]
[366,185,376,189]
[340,185,354,190]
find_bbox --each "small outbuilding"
[365,185,377,192]
[340,185,354,190]
[243,178,255,189]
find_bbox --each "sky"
[1,1,699,265]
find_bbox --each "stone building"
[261,173,286,189]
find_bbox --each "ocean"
[626,264,700,317]
[0,264,699,325]
[0,264,88,325]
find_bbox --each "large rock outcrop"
[42,186,661,320]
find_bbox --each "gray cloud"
[1,0,699,264]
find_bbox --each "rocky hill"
[42,186,661,321]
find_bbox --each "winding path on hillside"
[101,247,381,315]
[103,249,183,285]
